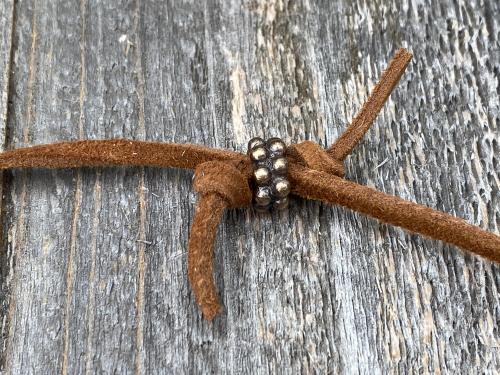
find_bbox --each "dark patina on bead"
[247,137,290,211]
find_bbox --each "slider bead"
[273,178,291,198]
[249,147,268,162]
[247,136,290,212]
[254,167,271,184]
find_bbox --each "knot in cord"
[287,141,345,177]
[193,161,252,208]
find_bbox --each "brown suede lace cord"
[1,49,499,321]
[189,161,252,320]
[328,48,412,161]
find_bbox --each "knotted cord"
[1,48,498,321]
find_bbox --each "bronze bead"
[249,147,267,162]
[248,137,265,151]
[267,138,286,155]
[255,187,272,206]
[273,178,291,198]
[254,167,271,184]
[272,157,288,174]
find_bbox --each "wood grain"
[0,0,14,365]
[0,0,498,373]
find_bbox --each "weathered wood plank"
[0,0,15,362]
[0,0,14,150]
[0,0,498,373]
[2,0,145,373]
[2,1,88,372]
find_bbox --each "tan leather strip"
[0,139,245,170]
[187,193,227,321]
[328,48,412,161]
[188,161,253,319]
[289,164,500,262]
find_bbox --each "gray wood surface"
[0,0,499,373]
[0,0,14,365]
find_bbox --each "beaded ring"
[247,137,290,211]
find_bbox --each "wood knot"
[287,141,345,177]
[193,161,253,208]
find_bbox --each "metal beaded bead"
[247,137,290,211]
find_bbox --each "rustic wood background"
[0,0,498,373]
